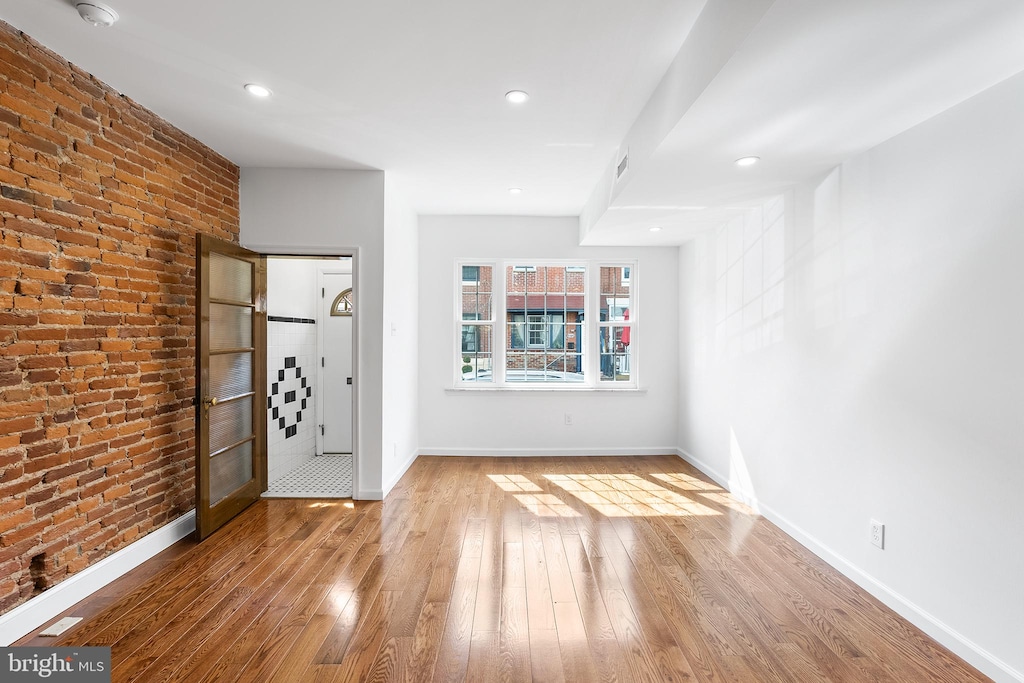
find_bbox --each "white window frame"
[453,259,638,390]
[456,262,495,383]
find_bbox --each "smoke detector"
[76,2,119,27]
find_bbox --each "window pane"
[600,265,630,300]
[460,324,492,382]
[600,325,631,382]
[461,265,492,319]
[505,265,585,383]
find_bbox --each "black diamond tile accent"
[285,356,296,368]
[285,425,297,438]
[295,368,302,378]
[278,369,285,381]
[285,390,296,404]
[272,383,278,395]
[306,387,312,398]
[301,399,307,409]
[267,396,272,409]
[278,417,285,429]
[272,407,279,419]
[301,378,307,388]
[296,412,302,423]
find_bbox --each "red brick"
[0,22,238,615]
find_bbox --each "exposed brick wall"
[0,22,239,614]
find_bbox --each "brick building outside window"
[456,261,634,386]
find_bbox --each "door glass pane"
[210,303,252,350]
[210,352,253,398]
[209,397,253,453]
[210,252,252,303]
[210,441,253,505]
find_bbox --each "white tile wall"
[267,319,317,483]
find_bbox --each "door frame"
[258,248,361,499]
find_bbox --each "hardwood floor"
[18,455,989,682]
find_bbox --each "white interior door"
[320,273,353,453]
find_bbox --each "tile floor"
[262,454,353,498]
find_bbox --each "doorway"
[261,256,354,498]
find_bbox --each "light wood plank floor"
[18,456,989,682]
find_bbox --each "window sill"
[445,385,646,394]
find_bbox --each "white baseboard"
[417,447,677,458]
[0,510,196,646]
[673,448,1022,683]
[382,448,419,496]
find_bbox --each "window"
[331,288,353,316]
[599,266,633,383]
[527,315,546,347]
[456,260,636,387]
[600,265,633,383]
[459,265,493,381]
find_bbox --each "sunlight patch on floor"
[542,473,720,517]
[512,493,580,517]
[487,474,543,492]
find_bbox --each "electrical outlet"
[564,413,573,426]
[870,519,885,549]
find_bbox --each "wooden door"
[195,235,267,540]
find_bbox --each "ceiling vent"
[616,150,629,180]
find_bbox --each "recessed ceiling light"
[508,187,523,195]
[505,90,529,105]
[76,2,118,27]
[735,156,760,167]
[649,226,663,232]
[244,83,272,98]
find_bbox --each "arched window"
[331,288,353,316]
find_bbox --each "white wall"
[679,70,1024,682]
[267,257,320,319]
[240,168,386,498]
[419,215,679,455]
[381,175,419,491]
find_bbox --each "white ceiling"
[2,0,1024,242]
[0,0,703,216]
